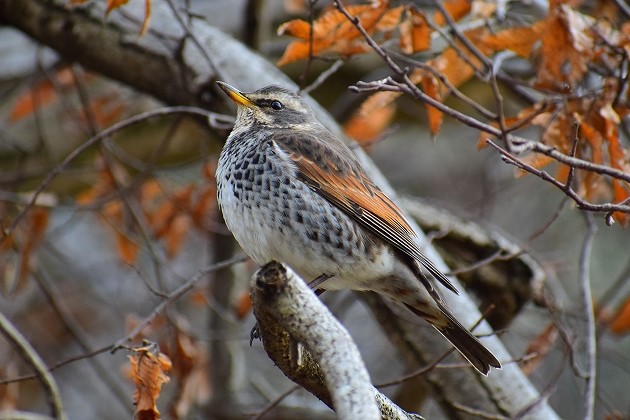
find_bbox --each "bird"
[215,81,501,375]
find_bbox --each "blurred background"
[1,0,629,418]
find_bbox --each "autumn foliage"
[127,343,172,420]
[278,0,630,227]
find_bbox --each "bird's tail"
[406,303,501,375]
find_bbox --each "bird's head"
[217,82,317,129]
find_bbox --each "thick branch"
[251,261,420,420]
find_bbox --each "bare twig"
[511,138,630,185]
[32,270,133,414]
[0,311,67,420]
[388,50,498,121]
[433,0,491,72]
[298,0,319,89]
[0,254,247,388]
[486,140,630,215]
[301,59,345,95]
[450,402,508,420]
[613,0,630,19]
[578,212,598,420]
[0,106,230,244]
[249,385,300,420]
[113,254,247,350]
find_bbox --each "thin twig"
[249,385,300,420]
[301,59,345,95]
[514,139,630,185]
[451,402,508,419]
[612,0,630,18]
[113,254,247,350]
[0,106,229,244]
[513,350,566,419]
[578,212,598,420]
[0,255,248,387]
[388,50,498,120]
[433,0,491,72]
[486,140,630,215]
[376,307,496,387]
[298,0,319,89]
[33,270,133,414]
[0,311,67,420]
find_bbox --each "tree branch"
[251,261,421,420]
[0,310,66,420]
[578,213,598,420]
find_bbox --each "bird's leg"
[308,273,333,295]
[250,274,332,344]
[249,323,260,346]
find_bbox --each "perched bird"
[216,82,501,375]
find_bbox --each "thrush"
[216,82,501,375]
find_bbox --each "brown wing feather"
[272,130,458,294]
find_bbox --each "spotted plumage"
[216,82,501,375]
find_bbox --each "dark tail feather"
[435,320,501,376]
[406,304,501,375]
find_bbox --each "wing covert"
[272,130,458,294]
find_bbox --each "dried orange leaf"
[520,323,558,375]
[9,67,75,122]
[278,19,312,39]
[471,0,497,19]
[610,297,630,335]
[344,102,396,144]
[19,208,48,273]
[140,0,151,35]
[76,161,119,205]
[191,185,216,228]
[164,215,191,258]
[602,106,630,226]
[477,130,494,149]
[516,154,554,178]
[9,82,56,122]
[537,5,595,88]
[106,0,130,14]
[482,25,543,58]
[235,291,253,320]
[128,345,171,419]
[610,182,630,226]
[106,0,151,35]
[283,0,307,14]
[375,5,405,32]
[117,232,139,265]
[421,76,443,135]
[277,1,393,65]
[359,90,403,116]
[88,95,128,127]
[429,47,474,91]
[170,332,211,418]
[400,8,431,54]
[433,0,472,26]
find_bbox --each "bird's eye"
[270,100,283,110]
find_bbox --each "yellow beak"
[217,81,255,108]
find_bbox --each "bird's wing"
[272,130,458,294]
